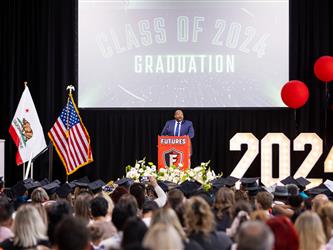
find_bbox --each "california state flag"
[9,86,47,165]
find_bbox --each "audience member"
[214,187,235,231]
[0,204,49,250]
[295,211,326,250]
[54,216,90,250]
[184,196,232,250]
[237,221,274,250]
[0,197,14,243]
[143,223,184,250]
[266,216,299,250]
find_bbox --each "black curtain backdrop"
[1,0,333,186]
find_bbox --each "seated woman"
[184,196,232,250]
[0,204,50,250]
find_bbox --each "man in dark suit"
[161,110,194,139]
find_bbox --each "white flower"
[159,168,166,173]
[194,167,202,172]
[178,163,183,167]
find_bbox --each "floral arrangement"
[125,158,219,191]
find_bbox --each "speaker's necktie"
[175,122,180,136]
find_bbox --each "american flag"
[48,95,93,175]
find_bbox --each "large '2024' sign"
[230,133,333,188]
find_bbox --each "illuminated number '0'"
[261,133,290,187]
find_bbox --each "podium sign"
[158,136,191,171]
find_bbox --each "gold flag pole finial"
[66,85,75,96]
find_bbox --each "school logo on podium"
[163,148,184,167]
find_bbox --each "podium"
[158,136,191,171]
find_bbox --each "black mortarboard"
[22,178,34,184]
[306,187,327,196]
[281,176,311,189]
[224,176,239,187]
[240,177,259,190]
[159,180,178,191]
[53,179,61,185]
[12,182,27,197]
[177,180,201,197]
[42,182,60,195]
[295,177,311,189]
[280,176,298,186]
[88,180,106,194]
[73,176,90,188]
[115,178,133,188]
[56,183,73,198]
[39,178,50,186]
[68,182,76,189]
[24,181,41,191]
[211,177,225,189]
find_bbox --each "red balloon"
[281,80,309,109]
[314,56,333,82]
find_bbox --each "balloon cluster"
[281,56,333,109]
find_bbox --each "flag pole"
[23,162,26,180]
[65,85,75,183]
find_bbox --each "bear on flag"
[9,85,47,165]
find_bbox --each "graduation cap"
[24,181,41,191]
[280,176,311,190]
[211,177,226,189]
[305,183,333,198]
[240,177,260,191]
[224,176,239,187]
[177,180,201,197]
[115,178,134,189]
[295,177,311,189]
[159,180,178,191]
[39,178,50,186]
[22,178,34,184]
[72,176,90,188]
[56,183,73,198]
[42,182,60,195]
[53,179,61,185]
[88,180,106,194]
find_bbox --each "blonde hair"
[150,208,187,240]
[318,202,333,242]
[312,194,329,213]
[143,223,184,250]
[31,188,49,203]
[250,210,270,222]
[13,205,47,248]
[295,211,326,250]
[184,196,215,236]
